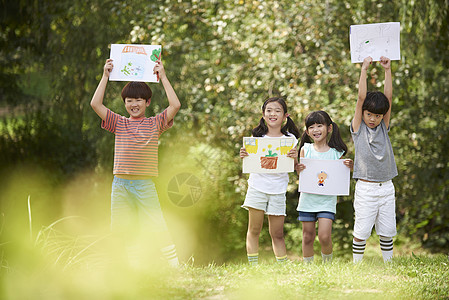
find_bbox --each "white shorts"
[353,180,397,240]
[241,186,286,216]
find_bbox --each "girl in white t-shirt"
[296,111,353,263]
[240,97,300,265]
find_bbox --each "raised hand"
[362,56,372,71]
[104,59,113,77]
[379,56,391,70]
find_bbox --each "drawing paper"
[109,44,161,82]
[350,22,400,63]
[242,137,297,174]
[298,158,350,195]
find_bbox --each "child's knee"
[302,231,315,244]
[318,232,331,245]
[269,228,284,240]
[248,225,262,236]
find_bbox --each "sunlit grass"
[0,168,448,299]
[1,209,448,299]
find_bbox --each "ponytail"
[252,117,268,137]
[299,130,313,152]
[281,116,301,139]
[328,121,347,155]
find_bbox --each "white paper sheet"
[109,44,161,82]
[350,22,400,63]
[298,158,350,196]
[242,137,297,174]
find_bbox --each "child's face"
[363,110,383,128]
[125,97,150,119]
[306,123,332,143]
[263,101,286,129]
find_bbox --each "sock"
[321,252,333,263]
[303,256,314,264]
[161,244,179,267]
[380,236,394,262]
[353,239,366,263]
[247,253,259,266]
[276,255,288,263]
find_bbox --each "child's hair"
[362,91,390,115]
[252,97,300,138]
[299,110,347,155]
[121,82,153,102]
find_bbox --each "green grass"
[1,226,448,299]
[1,197,448,299]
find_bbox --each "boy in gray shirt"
[351,56,397,263]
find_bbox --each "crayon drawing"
[109,44,161,82]
[317,171,327,186]
[350,22,400,63]
[242,137,297,174]
[298,158,350,196]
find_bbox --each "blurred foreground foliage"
[0,0,448,263]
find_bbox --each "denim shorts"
[111,176,168,235]
[297,211,335,222]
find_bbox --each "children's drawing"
[245,138,258,154]
[242,137,297,174]
[299,158,350,196]
[109,44,162,82]
[120,45,147,79]
[260,144,279,170]
[317,171,327,186]
[150,48,161,62]
[280,138,294,155]
[350,22,400,63]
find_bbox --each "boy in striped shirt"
[91,58,181,267]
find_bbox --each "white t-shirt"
[247,133,297,194]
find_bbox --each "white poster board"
[109,44,161,82]
[242,137,297,174]
[298,158,350,196]
[350,22,400,63]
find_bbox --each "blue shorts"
[111,176,168,235]
[297,211,335,222]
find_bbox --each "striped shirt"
[101,108,173,176]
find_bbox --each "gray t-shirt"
[351,119,398,181]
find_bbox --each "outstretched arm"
[90,59,112,120]
[154,59,181,123]
[380,56,392,128]
[352,56,372,133]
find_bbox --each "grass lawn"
[2,234,448,300]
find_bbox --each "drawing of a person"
[318,171,327,186]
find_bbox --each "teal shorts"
[111,176,168,235]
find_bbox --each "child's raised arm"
[352,56,372,133]
[90,59,113,120]
[154,60,181,123]
[379,56,392,128]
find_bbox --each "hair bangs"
[121,82,153,102]
[305,111,329,128]
[363,92,390,115]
